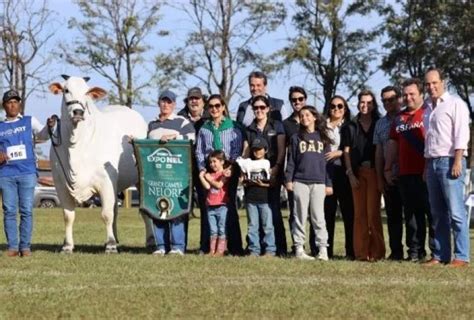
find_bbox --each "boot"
[208,236,218,256]
[214,237,227,257]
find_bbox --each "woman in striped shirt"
[196,94,245,255]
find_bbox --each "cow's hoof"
[105,245,118,254]
[61,247,74,254]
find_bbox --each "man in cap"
[144,89,195,256]
[0,89,55,257]
[177,87,210,247]
[178,87,209,129]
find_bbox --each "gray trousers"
[292,181,328,249]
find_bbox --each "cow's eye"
[64,88,69,94]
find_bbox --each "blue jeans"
[426,157,470,262]
[153,216,186,252]
[208,205,227,238]
[246,202,276,255]
[0,173,37,251]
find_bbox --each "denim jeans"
[208,205,227,238]
[426,157,470,262]
[0,173,37,251]
[153,216,186,252]
[398,175,434,259]
[246,202,276,255]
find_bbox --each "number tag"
[7,144,27,161]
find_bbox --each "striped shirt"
[196,120,244,171]
[148,114,196,141]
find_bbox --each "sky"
[3,0,392,156]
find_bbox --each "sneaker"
[168,249,184,256]
[317,247,329,261]
[295,249,315,261]
[152,249,165,256]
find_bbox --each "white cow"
[236,157,271,180]
[48,75,147,253]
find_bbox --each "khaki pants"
[352,167,385,260]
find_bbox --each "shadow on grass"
[0,243,150,255]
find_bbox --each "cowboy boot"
[208,236,218,256]
[214,237,227,257]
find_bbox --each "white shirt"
[424,92,470,158]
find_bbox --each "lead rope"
[48,116,74,191]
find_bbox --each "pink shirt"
[206,172,229,206]
[424,92,470,158]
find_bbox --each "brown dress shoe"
[6,250,19,257]
[423,258,442,266]
[20,250,32,257]
[448,259,469,268]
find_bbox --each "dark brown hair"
[248,71,267,86]
[325,95,351,122]
[207,94,229,117]
[357,89,381,120]
[288,86,307,101]
[298,105,333,146]
[402,78,424,95]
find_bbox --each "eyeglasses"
[382,96,397,104]
[291,97,305,103]
[252,105,267,111]
[330,103,344,110]
[208,103,222,109]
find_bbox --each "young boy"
[242,138,276,257]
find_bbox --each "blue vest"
[0,116,36,177]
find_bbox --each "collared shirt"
[195,119,244,171]
[424,92,470,158]
[148,113,196,141]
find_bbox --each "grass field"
[0,208,473,319]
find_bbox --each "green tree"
[0,0,57,113]
[155,0,286,104]
[382,0,473,113]
[280,0,383,108]
[62,0,164,108]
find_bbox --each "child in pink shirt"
[199,150,230,256]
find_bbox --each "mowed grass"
[0,208,473,319]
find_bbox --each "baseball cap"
[159,90,177,102]
[3,90,21,103]
[187,87,203,99]
[251,138,268,150]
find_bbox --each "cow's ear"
[87,87,107,100]
[49,83,63,95]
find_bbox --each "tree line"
[0,0,472,116]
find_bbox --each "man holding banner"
[136,90,195,256]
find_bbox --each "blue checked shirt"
[196,120,244,171]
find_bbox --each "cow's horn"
[83,77,90,82]
[61,74,70,80]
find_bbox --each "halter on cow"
[48,75,147,253]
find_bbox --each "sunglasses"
[208,103,222,109]
[291,97,305,103]
[382,96,397,104]
[252,105,267,111]
[330,103,344,110]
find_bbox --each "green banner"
[133,139,192,221]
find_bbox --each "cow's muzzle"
[72,109,84,124]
